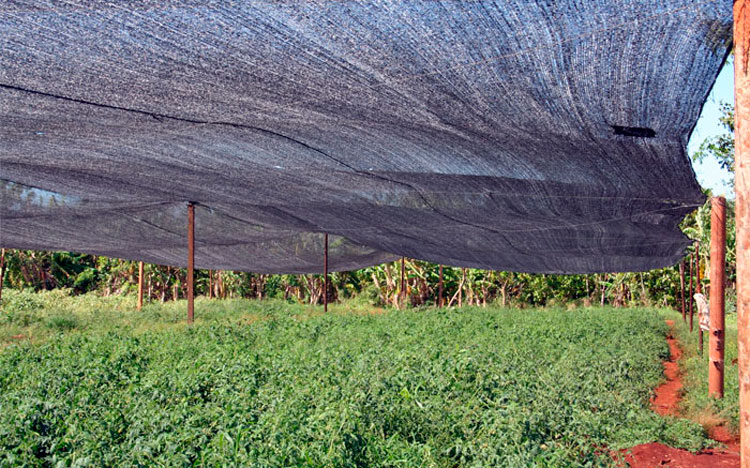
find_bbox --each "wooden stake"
[187,202,195,325]
[137,261,144,311]
[324,233,328,313]
[680,260,686,322]
[0,248,6,307]
[208,270,213,299]
[697,242,703,355]
[733,3,750,462]
[709,196,727,398]
[689,250,695,332]
[400,257,406,308]
[438,265,444,307]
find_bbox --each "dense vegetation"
[0,291,712,467]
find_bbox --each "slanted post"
[438,265,444,307]
[324,233,328,313]
[137,261,144,311]
[187,202,195,325]
[680,260,686,322]
[709,196,727,398]
[733,2,750,463]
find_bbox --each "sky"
[687,58,735,198]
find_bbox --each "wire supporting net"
[0,1,732,273]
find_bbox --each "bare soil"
[621,319,739,468]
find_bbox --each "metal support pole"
[733,3,750,462]
[680,260,686,322]
[709,196,727,398]
[187,202,195,325]
[400,257,406,307]
[324,233,328,313]
[137,261,144,311]
[697,241,703,355]
[438,265,444,307]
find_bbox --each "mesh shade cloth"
[0,1,732,273]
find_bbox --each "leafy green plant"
[0,298,713,467]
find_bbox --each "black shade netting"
[0,1,732,273]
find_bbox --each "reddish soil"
[622,319,740,468]
[623,443,739,467]
[649,320,682,417]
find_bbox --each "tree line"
[0,194,736,311]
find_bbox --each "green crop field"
[0,291,713,467]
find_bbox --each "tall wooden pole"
[680,260,686,322]
[324,233,328,313]
[733,2,750,463]
[137,261,144,311]
[697,241,703,355]
[709,196,727,398]
[208,270,213,299]
[696,241,704,355]
[400,257,406,308]
[689,251,695,332]
[0,248,6,307]
[438,265,444,307]
[187,202,195,325]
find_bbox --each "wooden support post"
[208,270,213,299]
[680,260,686,322]
[697,242,703,355]
[438,265,444,307]
[400,257,406,308]
[709,196,727,398]
[187,202,195,325]
[137,261,144,311]
[324,233,328,313]
[689,250,695,332]
[0,248,5,307]
[733,2,750,463]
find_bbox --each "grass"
[665,309,740,434]
[0,290,715,467]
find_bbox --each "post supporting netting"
[680,260,686,322]
[689,251,695,332]
[400,257,406,308]
[709,196,727,398]
[324,233,329,313]
[0,248,5,307]
[697,242,703,355]
[187,202,195,325]
[438,265,444,308]
[734,0,750,464]
[137,261,144,311]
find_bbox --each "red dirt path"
[622,319,739,468]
